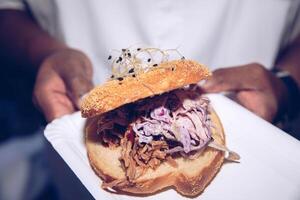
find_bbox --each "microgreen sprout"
[107,46,185,81]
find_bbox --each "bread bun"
[85,109,225,197]
[81,60,211,118]
[82,59,226,196]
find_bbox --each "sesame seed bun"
[80,60,211,118]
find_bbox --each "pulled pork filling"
[98,87,213,187]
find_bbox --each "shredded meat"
[102,178,129,190]
[118,127,173,187]
[97,107,132,147]
[99,87,213,189]
[132,140,168,170]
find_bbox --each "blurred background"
[1,37,299,200]
[0,54,93,199]
[0,0,300,200]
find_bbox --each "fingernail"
[197,80,207,87]
[200,79,214,90]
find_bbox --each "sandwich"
[81,47,239,197]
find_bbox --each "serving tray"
[45,94,300,200]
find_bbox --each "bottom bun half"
[85,108,225,197]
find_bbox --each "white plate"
[44,94,300,200]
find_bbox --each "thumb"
[64,75,94,109]
[201,66,255,93]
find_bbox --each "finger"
[64,75,94,109]
[49,49,94,109]
[38,90,75,122]
[34,70,75,122]
[201,65,259,93]
[236,91,275,122]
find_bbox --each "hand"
[33,49,93,122]
[201,63,288,122]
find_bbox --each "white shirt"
[0,0,299,84]
[0,1,299,199]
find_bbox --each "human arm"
[276,34,300,86]
[201,34,300,122]
[0,10,93,122]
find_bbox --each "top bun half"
[80,60,211,118]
